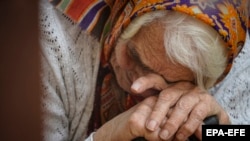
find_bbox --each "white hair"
[120,10,227,89]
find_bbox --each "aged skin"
[110,20,195,97]
[94,19,230,141]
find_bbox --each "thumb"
[131,73,169,94]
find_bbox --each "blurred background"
[0,0,42,140]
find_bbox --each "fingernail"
[160,129,169,140]
[131,82,141,92]
[147,120,157,131]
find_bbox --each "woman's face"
[110,21,195,97]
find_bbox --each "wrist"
[93,127,112,141]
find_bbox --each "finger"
[160,117,168,128]
[175,118,203,141]
[104,96,158,141]
[193,93,230,124]
[129,96,158,137]
[212,104,230,125]
[175,98,208,141]
[146,83,190,132]
[131,73,169,94]
[166,108,173,118]
[182,123,202,141]
[146,82,194,132]
[217,111,231,124]
[194,123,203,141]
[160,93,200,140]
[144,128,162,141]
[132,96,164,140]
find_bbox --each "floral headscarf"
[51,0,248,80]
[50,0,249,134]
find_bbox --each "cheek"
[115,44,133,70]
[112,65,132,93]
[111,46,132,92]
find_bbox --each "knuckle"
[165,119,179,132]
[136,103,152,116]
[191,109,206,122]
[128,115,143,137]
[143,96,157,105]
[201,93,212,100]
[181,123,194,135]
[158,90,175,102]
[177,96,194,111]
[129,104,151,127]
[129,113,141,126]
[137,76,148,84]
[128,113,144,133]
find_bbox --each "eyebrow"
[127,41,154,72]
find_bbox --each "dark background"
[0,0,42,140]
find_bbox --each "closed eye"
[127,41,153,72]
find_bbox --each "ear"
[115,43,135,70]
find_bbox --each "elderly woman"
[39,0,250,141]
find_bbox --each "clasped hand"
[94,73,230,141]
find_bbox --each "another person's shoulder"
[210,31,250,94]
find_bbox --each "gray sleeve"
[39,0,101,140]
[210,32,250,124]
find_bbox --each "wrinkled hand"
[93,96,164,141]
[131,73,230,141]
